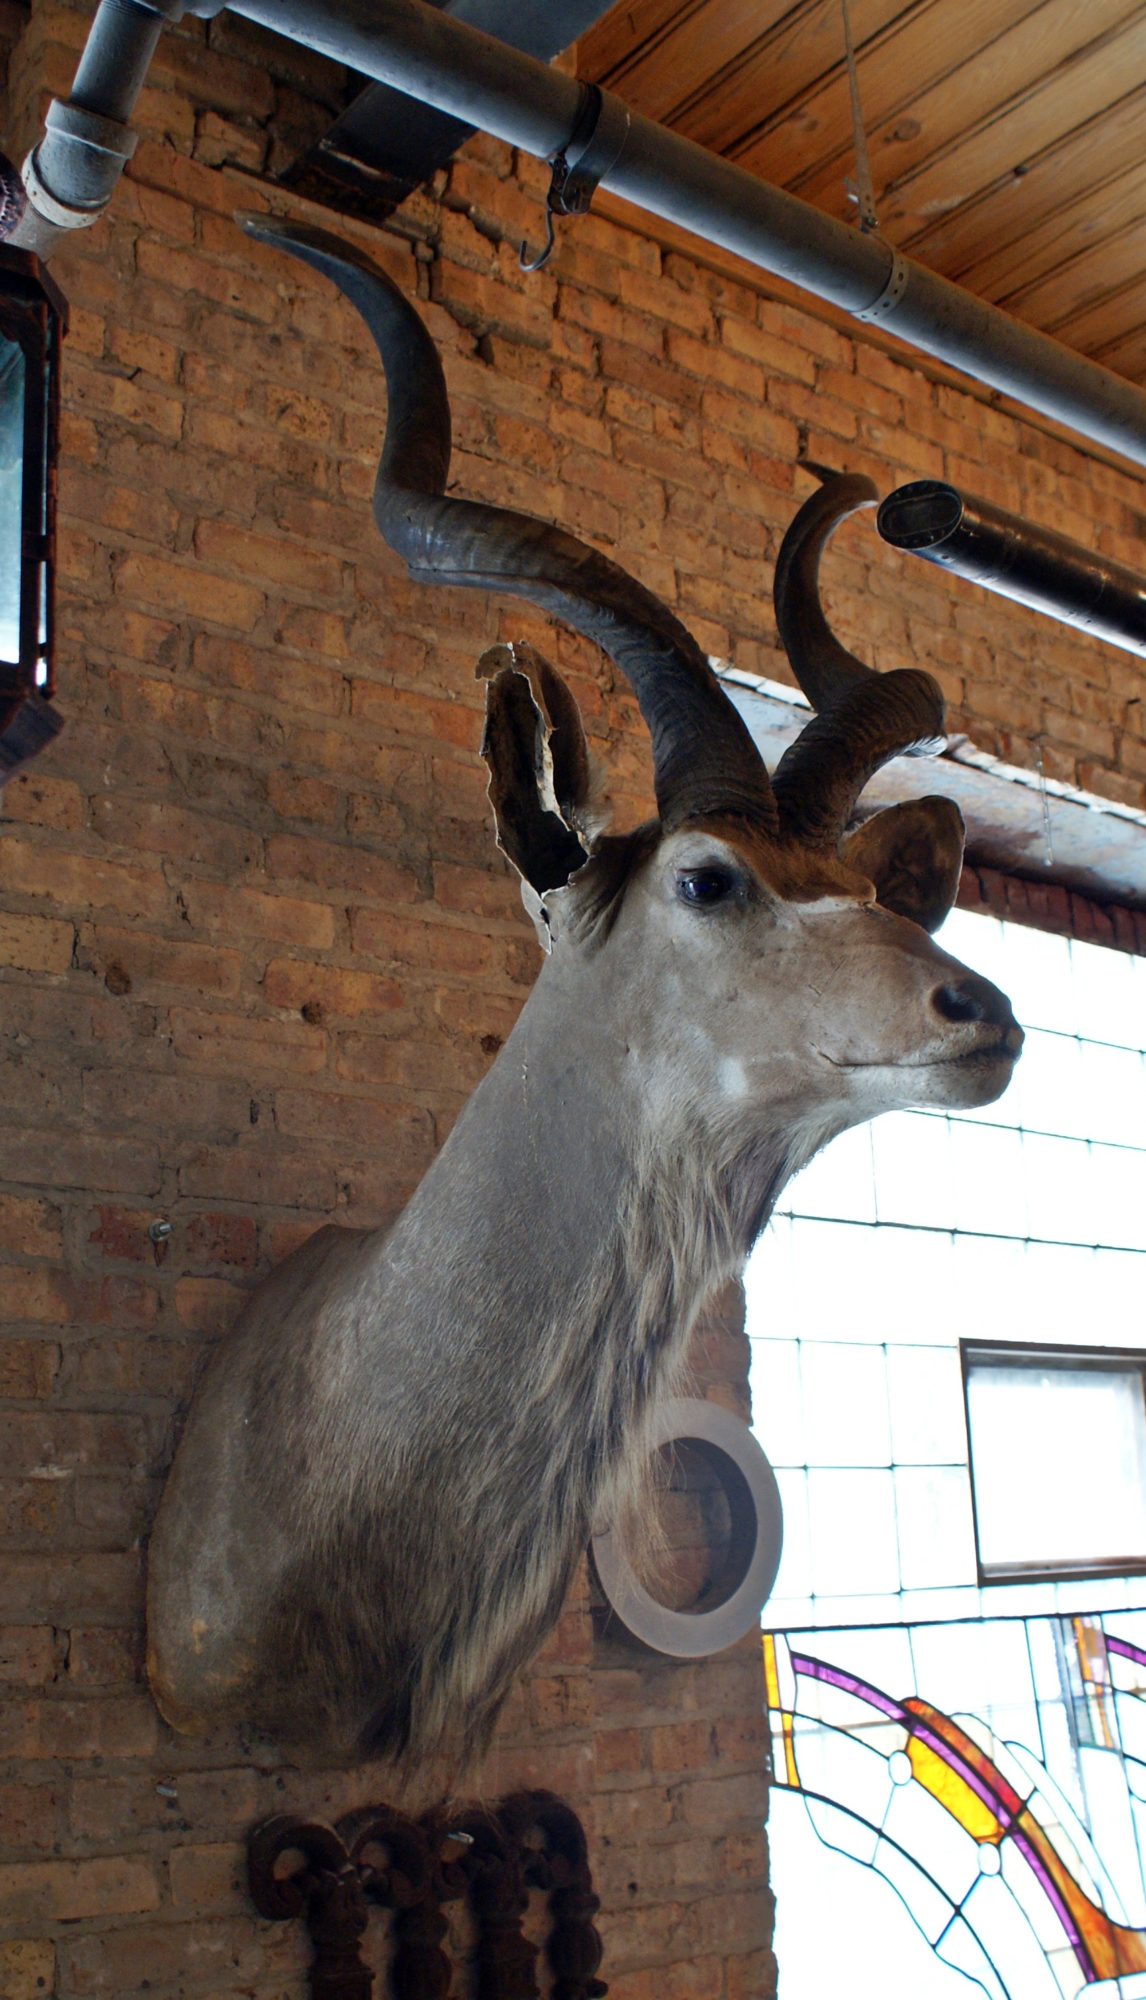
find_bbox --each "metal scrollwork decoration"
[501,1791,607,2000]
[247,1791,606,2000]
[248,1813,373,2000]
[450,1803,537,2000]
[340,1806,448,2000]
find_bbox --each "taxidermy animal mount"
[146,219,1023,1769]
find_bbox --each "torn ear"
[479,644,595,913]
[841,796,965,933]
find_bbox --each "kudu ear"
[841,796,965,934]
[478,644,599,947]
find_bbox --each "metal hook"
[519,206,556,274]
[518,86,630,278]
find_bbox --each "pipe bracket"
[521,85,630,270]
[548,84,630,219]
[853,242,909,325]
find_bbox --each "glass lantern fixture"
[0,237,65,782]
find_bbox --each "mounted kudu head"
[146,220,1021,1772]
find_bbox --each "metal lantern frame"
[0,240,66,779]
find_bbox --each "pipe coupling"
[23,99,138,230]
[854,242,909,325]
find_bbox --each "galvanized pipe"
[10,0,186,257]
[227,0,1146,475]
[878,481,1146,659]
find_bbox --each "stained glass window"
[750,911,1146,1998]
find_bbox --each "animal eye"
[676,866,735,908]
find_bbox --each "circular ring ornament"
[591,1396,783,1658]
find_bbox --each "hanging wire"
[840,0,880,234]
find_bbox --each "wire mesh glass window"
[964,1344,1146,1584]
[751,906,1146,2000]
[749,906,1146,1634]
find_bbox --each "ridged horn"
[771,468,946,849]
[242,216,777,838]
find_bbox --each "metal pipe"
[227,0,1146,475]
[878,480,1146,659]
[70,0,170,122]
[10,0,191,257]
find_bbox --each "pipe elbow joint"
[24,99,138,231]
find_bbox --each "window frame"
[960,1336,1146,1588]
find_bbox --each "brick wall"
[1,3,1144,1996]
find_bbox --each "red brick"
[115,549,264,628]
[0,771,84,830]
[0,1339,59,1398]
[169,1004,327,1075]
[263,957,406,1019]
[0,1194,62,1260]
[167,1840,247,1913]
[265,831,419,906]
[180,878,336,949]
[67,358,184,442]
[0,1855,160,1922]
[0,1939,56,2000]
[194,517,343,599]
[0,841,170,922]
[349,907,496,978]
[77,923,242,998]
[0,1626,62,1686]
[173,1275,247,1332]
[176,1143,337,1210]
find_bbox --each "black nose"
[932,972,1020,1039]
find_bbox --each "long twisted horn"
[243,217,777,838]
[771,470,946,849]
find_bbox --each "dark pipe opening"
[878,479,1146,660]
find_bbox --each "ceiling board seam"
[779,0,1054,204]
[581,0,711,91]
[657,0,833,136]
[960,177,1146,303]
[905,83,1146,275]
[1005,220,1146,327]
[721,0,932,165]
[1053,274,1146,353]
[931,117,1146,281]
[878,7,1146,211]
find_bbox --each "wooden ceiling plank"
[577,0,1146,390]
[964,162,1146,306]
[724,0,986,185]
[912,86,1146,283]
[1052,274,1146,355]
[668,0,913,157]
[575,0,708,86]
[781,0,1053,216]
[577,0,791,121]
[877,11,1146,236]
[1003,215,1146,331]
[1092,322,1146,386]
[735,0,1140,218]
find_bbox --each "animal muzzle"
[930,970,1024,1058]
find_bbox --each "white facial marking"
[718,1056,751,1099]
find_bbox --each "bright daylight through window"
[964,1345,1146,1583]
[747,906,1146,2000]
